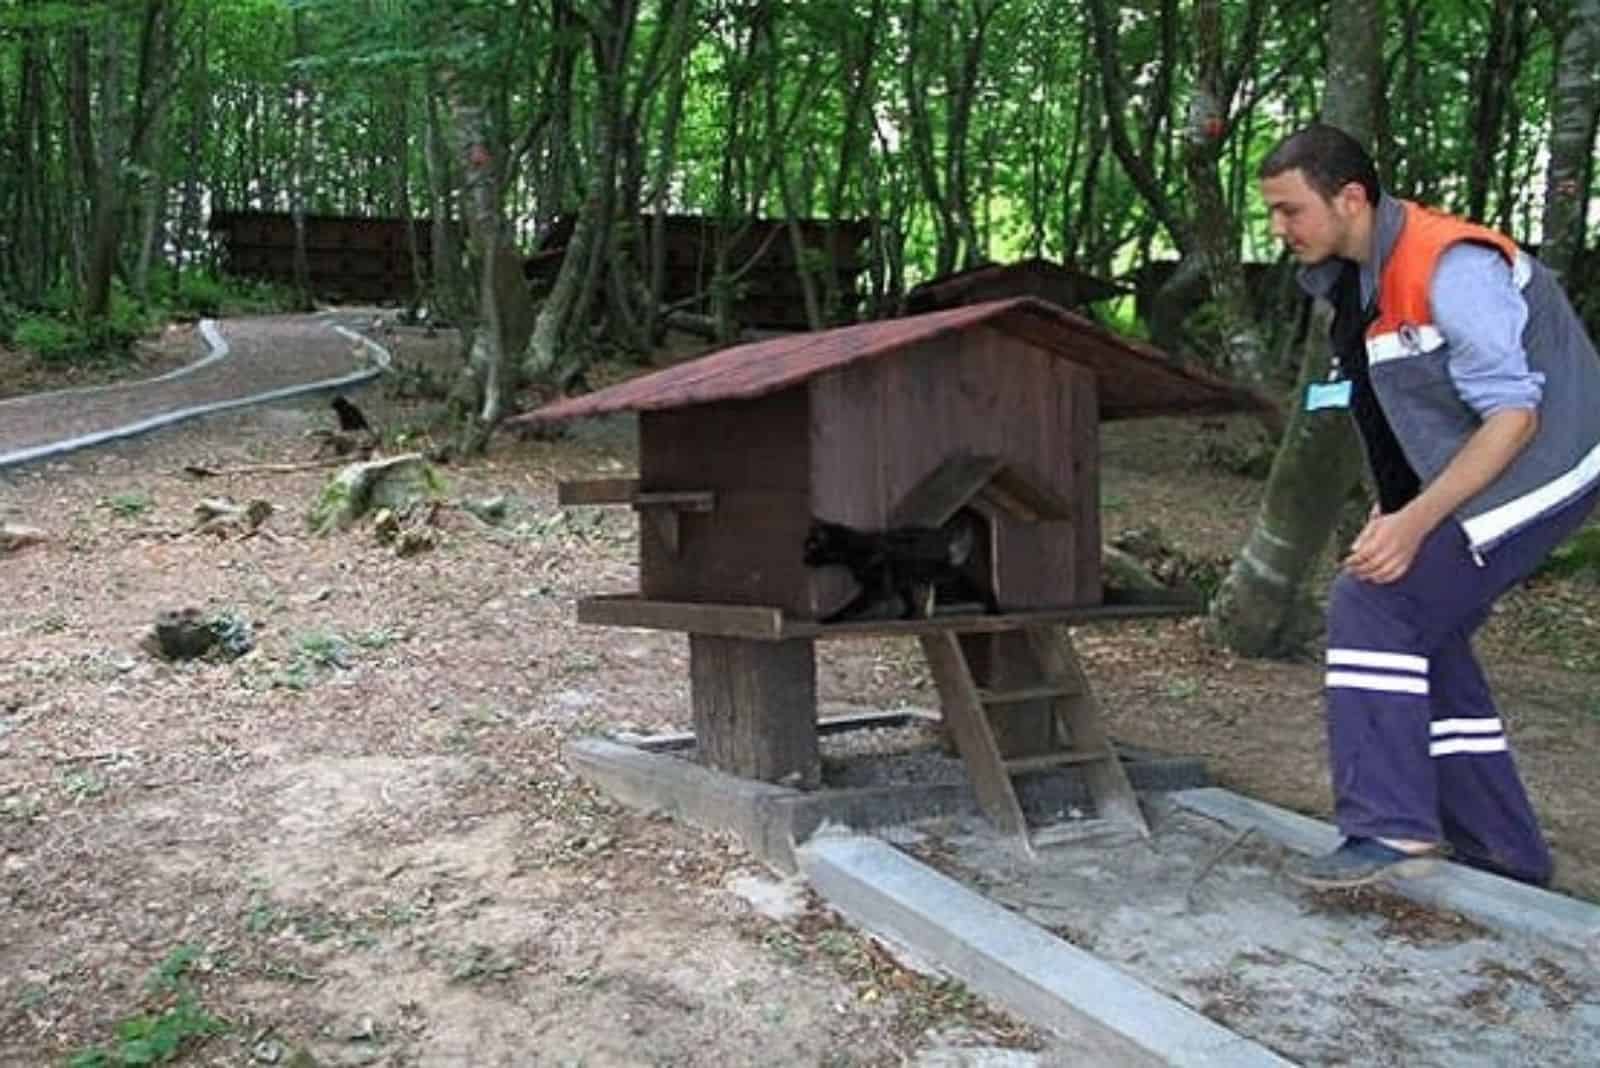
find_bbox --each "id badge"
[1305,380,1352,411]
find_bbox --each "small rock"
[394,527,437,557]
[463,496,508,523]
[251,1038,284,1063]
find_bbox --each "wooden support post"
[919,632,1029,842]
[1025,625,1148,835]
[689,635,820,787]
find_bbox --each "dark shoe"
[1286,837,1439,890]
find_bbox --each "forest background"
[2,0,1597,653]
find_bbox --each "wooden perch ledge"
[557,478,714,513]
[558,478,715,556]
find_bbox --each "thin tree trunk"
[1084,0,1192,252]
[444,87,534,453]
[1540,0,1600,284]
[175,11,208,277]
[290,7,315,310]
[644,1,693,342]
[1466,0,1520,221]
[82,19,126,322]
[1180,0,1271,381]
[1210,0,1381,657]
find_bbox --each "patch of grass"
[270,662,315,692]
[147,946,204,994]
[354,626,403,650]
[59,770,107,801]
[99,491,153,519]
[296,629,351,668]
[272,629,354,689]
[35,611,70,634]
[447,943,519,983]
[1539,526,1600,583]
[244,893,280,935]
[66,945,225,1067]
[1,793,42,821]
[14,315,84,363]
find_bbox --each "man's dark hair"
[1259,123,1381,205]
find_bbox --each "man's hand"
[1343,507,1431,583]
[1343,408,1539,584]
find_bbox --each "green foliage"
[66,994,224,1067]
[65,945,225,1067]
[11,289,158,366]
[165,270,302,320]
[1538,526,1600,583]
[13,316,84,364]
[295,629,352,669]
[99,491,154,519]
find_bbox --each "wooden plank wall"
[638,390,818,616]
[809,326,1100,611]
[209,212,437,302]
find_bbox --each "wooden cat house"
[514,297,1272,848]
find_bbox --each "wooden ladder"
[919,622,1150,853]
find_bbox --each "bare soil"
[2,317,1598,1066]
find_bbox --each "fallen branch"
[1185,826,1256,909]
[183,457,350,478]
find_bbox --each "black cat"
[802,512,993,622]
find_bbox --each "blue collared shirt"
[1429,243,1544,417]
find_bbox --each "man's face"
[1260,168,1362,264]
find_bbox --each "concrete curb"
[798,832,1295,1068]
[1171,787,1600,963]
[0,319,389,471]
[565,731,1208,874]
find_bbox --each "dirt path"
[0,313,381,465]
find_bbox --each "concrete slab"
[1171,786,1600,965]
[798,832,1294,1068]
[918,798,1600,1066]
[564,737,800,867]
[570,731,1600,1065]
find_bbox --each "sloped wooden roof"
[904,257,1128,312]
[516,297,1276,426]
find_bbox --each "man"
[1259,123,1600,889]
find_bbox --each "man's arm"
[1345,408,1536,581]
[1344,244,1542,582]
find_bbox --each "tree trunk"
[174,11,208,277]
[444,80,535,453]
[12,31,50,304]
[1541,0,1600,285]
[1179,0,1271,381]
[290,7,315,310]
[644,4,692,343]
[1084,0,1192,253]
[82,19,126,322]
[1210,0,1381,658]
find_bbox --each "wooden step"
[977,683,1079,706]
[1003,749,1112,775]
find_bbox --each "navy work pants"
[1324,485,1599,884]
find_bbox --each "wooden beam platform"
[577,593,1200,642]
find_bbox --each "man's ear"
[1336,181,1371,213]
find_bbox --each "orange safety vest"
[1367,201,1522,364]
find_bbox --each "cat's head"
[802,520,850,566]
